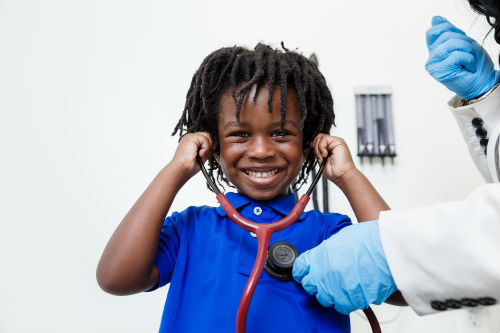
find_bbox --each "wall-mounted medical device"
[354,86,396,164]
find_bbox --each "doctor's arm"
[292,15,500,316]
[426,15,500,182]
[378,184,500,315]
[292,184,500,315]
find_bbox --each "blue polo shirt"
[150,192,351,333]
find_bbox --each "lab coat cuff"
[378,211,436,315]
[447,85,500,183]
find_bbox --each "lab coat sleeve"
[448,84,500,182]
[378,184,500,315]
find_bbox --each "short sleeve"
[147,208,192,291]
[323,213,352,239]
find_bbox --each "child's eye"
[271,130,290,137]
[229,131,249,137]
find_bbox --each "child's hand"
[170,132,215,181]
[311,134,356,185]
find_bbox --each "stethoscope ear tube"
[196,154,381,333]
[306,156,327,196]
[196,155,221,195]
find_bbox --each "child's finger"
[317,134,333,160]
[311,135,324,162]
[196,132,215,158]
[325,136,342,153]
[318,137,329,159]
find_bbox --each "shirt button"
[431,300,447,311]
[478,297,496,306]
[472,117,483,128]
[253,206,262,215]
[461,298,478,307]
[445,299,462,309]
[476,127,488,138]
[480,138,489,148]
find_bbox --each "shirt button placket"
[249,206,262,238]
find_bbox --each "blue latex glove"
[425,15,499,100]
[292,220,397,315]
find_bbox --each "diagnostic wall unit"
[354,86,396,163]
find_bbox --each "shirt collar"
[216,192,306,221]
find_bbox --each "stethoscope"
[196,155,381,333]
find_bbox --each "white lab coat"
[378,85,500,315]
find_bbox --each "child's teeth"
[247,169,278,178]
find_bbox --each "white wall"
[0,0,498,331]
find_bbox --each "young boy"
[97,43,390,332]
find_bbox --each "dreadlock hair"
[468,0,500,64]
[172,42,335,193]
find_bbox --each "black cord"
[306,158,327,197]
[196,155,221,195]
[321,174,329,213]
[310,167,319,210]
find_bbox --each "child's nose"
[247,136,276,160]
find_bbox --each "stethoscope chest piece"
[264,241,298,281]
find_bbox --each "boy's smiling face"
[217,85,304,201]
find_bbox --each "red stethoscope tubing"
[216,193,310,332]
[196,156,381,333]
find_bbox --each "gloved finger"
[292,251,311,283]
[333,303,354,316]
[315,288,335,308]
[441,50,476,73]
[427,30,469,53]
[342,283,369,313]
[300,273,318,296]
[429,30,471,51]
[426,21,466,48]
[425,50,476,77]
[431,15,447,26]
[429,38,475,61]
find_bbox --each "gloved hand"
[292,220,397,315]
[425,15,499,100]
